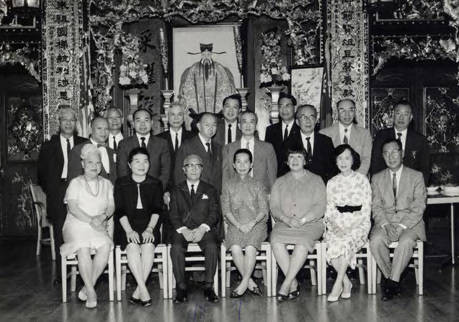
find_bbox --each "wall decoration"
[173,25,240,116]
[291,66,324,116]
[0,42,41,82]
[370,88,409,133]
[327,0,369,126]
[424,87,459,153]
[259,28,290,88]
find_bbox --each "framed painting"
[172,24,242,118]
[290,66,324,117]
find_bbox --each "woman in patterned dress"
[221,149,269,298]
[324,144,371,302]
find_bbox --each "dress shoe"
[341,283,353,299]
[128,296,142,305]
[85,299,97,309]
[78,289,87,302]
[204,288,219,303]
[389,280,401,296]
[174,287,188,303]
[288,285,300,300]
[276,292,289,302]
[248,286,263,296]
[381,285,393,301]
[327,287,343,302]
[140,299,152,307]
[230,289,246,298]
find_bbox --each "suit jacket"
[117,135,171,189]
[265,121,300,177]
[174,136,223,193]
[320,123,372,175]
[68,142,117,185]
[222,138,277,192]
[370,128,430,184]
[37,134,88,221]
[168,180,222,240]
[214,119,242,146]
[284,131,337,183]
[156,128,194,191]
[371,166,426,241]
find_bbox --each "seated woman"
[114,147,163,306]
[324,144,371,302]
[221,149,268,298]
[60,144,114,309]
[270,149,326,301]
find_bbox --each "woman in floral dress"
[324,144,371,302]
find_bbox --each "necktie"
[205,142,212,155]
[306,137,312,159]
[227,124,232,144]
[140,137,146,148]
[190,184,196,199]
[392,172,397,200]
[343,128,349,144]
[66,138,71,158]
[113,136,117,150]
[284,125,289,141]
[396,132,402,145]
[175,132,179,151]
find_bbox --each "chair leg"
[309,260,317,286]
[357,259,365,285]
[167,245,173,299]
[36,227,42,256]
[366,250,372,294]
[108,251,114,301]
[121,266,127,291]
[266,247,272,297]
[321,242,327,295]
[376,268,381,284]
[61,255,67,303]
[418,242,424,296]
[414,259,419,285]
[162,248,168,299]
[70,266,77,292]
[371,255,377,294]
[221,246,226,298]
[226,262,231,288]
[115,249,122,301]
[49,225,56,261]
[271,254,278,295]
[158,263,164,290]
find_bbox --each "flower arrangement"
[259,29,290,88]
[118,33,149,88]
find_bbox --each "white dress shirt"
[176,180,211,233]
[198,133,211,151]
[136,183,143,209]
[225,120,238,144]
[339,123,353,144]
[281,120,295,140]
[60,135,74,178]
[136,133,150,147]
[90,138,110,174]
[108,132,123,150]
[394,128,408,151]
[300,131,315,155]
[169,128,183,150]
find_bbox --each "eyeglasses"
[382,150,401,158]
[338,108,355,114]
[184,164,203,169]
[297,114,316,121]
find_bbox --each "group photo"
[0,0,458,321]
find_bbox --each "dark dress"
[114,175,164,249]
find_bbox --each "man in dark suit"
[105,107,124,159]
[214,94,242,146]
[117,108,171,188]
[169,154,220,303]
[371,100,430,184]
[370,139,426,301]
[37,107,87,273]
[285,105,337,183]
[265,92,300,177]
[174,112,222,193]
[68,117,117,184]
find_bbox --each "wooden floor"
[0,240,458,322]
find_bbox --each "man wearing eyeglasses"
[169,154,221,303]
[320,98,372,175]
[370,138,426,301]
[370,100,430,184]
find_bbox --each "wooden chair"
[29,184,56,261]
[371,241,424,295]
[167,243,219,299]
[321,242,374,295]
[271,241,324,296]
[61,249,114,302]
[220,242,272,297]
[115,244,169,300]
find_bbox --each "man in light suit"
[285,105,337,183]
[214,94,242,146]
[174,113,222,193]
[117,108,171,188]
[370,138,426,301]
[68,117,117,184]
[320,98,372,175]
[105,107,124,157]
[169,154,221,303]
[222,110,277,192]
[371,100,430,184]
[265,93,300,177]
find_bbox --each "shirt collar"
[90,138,104,146]
[390,165,403,177]
[394,128,408,136]
[136,132,150,143]
[186,180,200,191]
[198,133,211,146]
[60,134,73,143]
[170,127,183,136]
[110,132,123,140]
[339,122,353,132]
[300,131,315,140]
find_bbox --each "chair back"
[29,184,49,227]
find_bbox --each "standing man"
[214,94,242,146]
[117,108,170,189]
[370,138,426,301]
[285,105,336,183]
[222,110,277,193]
[169,154,221,303]
[174,113,222,193]
[68,117,117,184]
[371,100,430,184]
[320,98,372,175]
[265,93,300,177]
[105,107,124,155]
[37,107,87,274]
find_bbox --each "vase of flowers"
[118,33,149,89]
[260,62,290,88]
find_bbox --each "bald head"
[91,117,109,144]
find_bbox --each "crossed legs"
[126,243,155,301]
[230,245,258,294]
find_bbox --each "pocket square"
[202,194,209,200]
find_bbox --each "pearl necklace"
[84,176,100,197]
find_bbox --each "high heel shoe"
[276,292,289,302]
[341,283,353,299]
[78,289,87,302]
[230,289,246,298]
[289,284,300,300]
[327,288,343,302]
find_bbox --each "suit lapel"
[384,169,396,205]
[397,167,408,201]
[253,140,262,178]
[179,182,193,209]
[332,123,341,146]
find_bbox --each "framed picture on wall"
[290,66,324,117]
[172,24,242,120]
